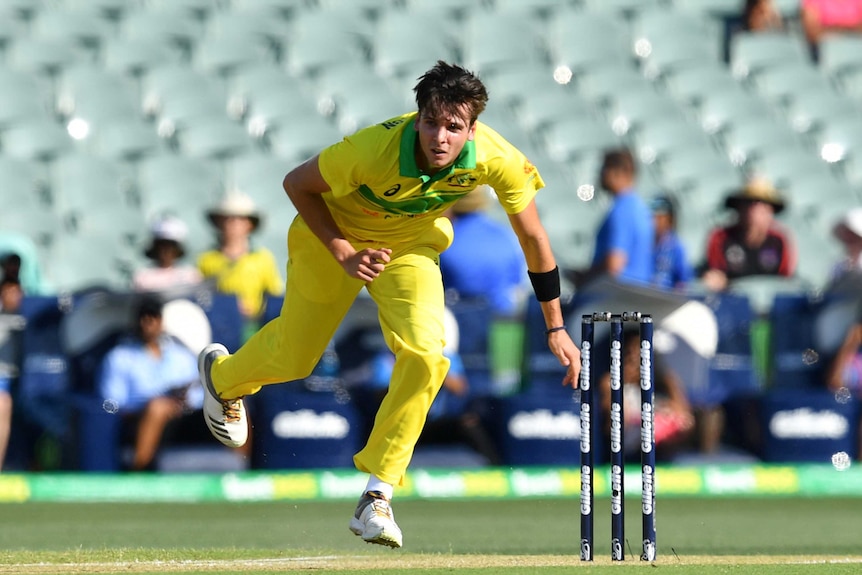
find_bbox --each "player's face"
[414,106,476,174]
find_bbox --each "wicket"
[579,312,656,562]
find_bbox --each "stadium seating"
[2,0,862,468]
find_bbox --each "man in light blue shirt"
[99,296,202,470]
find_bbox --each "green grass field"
[1,497,862,574]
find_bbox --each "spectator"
[441,185,527,317]
[650,195,694,291]
[0,276,24,471]
[132,214,203,294]
[0,232,47,295]
[360,307,502,465]
[742,0,785,31]
[801,0,862,58]
[599,329,694,462]
[98,296,205,471]
[197,191,283,325]
[828,207,862,284]
[701,176,796,291]
[570,147,654,288]
[0,276,23,314]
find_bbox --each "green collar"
[399,118,477,189]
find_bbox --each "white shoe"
[349,491,403,548]
[198,343,248,448]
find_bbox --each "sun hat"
[144,214,188,259]
[206,191,261,230]
[724,176,785,214]
[833,207,862,242]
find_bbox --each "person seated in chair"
[98,296,205,471]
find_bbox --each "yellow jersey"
[317,112,544,247]
[197,247,284,318]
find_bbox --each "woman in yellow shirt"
[197,192,283,330]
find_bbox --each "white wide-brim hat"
[207,191,261,230]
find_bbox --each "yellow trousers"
[210,216,452,485]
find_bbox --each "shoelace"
[222,399,243,423]
[370,499,394,520]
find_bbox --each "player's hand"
[342,247,392,282]
[547,330,581,389]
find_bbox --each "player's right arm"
[283,155,391,282]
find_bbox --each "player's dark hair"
[413,61,488,124]
[601,147,637,177]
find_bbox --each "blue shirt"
[441,212,526,316]
[653,230,694,290]
[592,191,654,285]
[98,335,201,412]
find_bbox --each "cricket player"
[198,61,581,548]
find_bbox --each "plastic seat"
[266,114,344,163]
[783,87,861,134]
[137,154,223,219]
[51,154,138,227]
[102,36,182,77]
[143,0,222,19]
[632,8,722,77]
[55,65,140,127]
[720,116,803,168]
[481,64,562,108]
[657,144,740,196]
[730,31,808,79]
[30,8,112,47]
[460,12,545,75]
[372,10,456,80]
[748,146,836,191]
[539,115,621,164]
[284,9,370,77]
[818,35,862,78]
[632,116,715,166]
[226,63,316,122]
[141,63,228,125]
[662,64,745,109]
[1,118,73,161]
[815,116,862,168]
[120,9,203,56]
[752,62,832,107]
[225,153,291,200]
[696,89,777,135]
[548,9,630,73]
[312,63,407,134]
[175,116,256,160]
[0,158,51,210]
[604,90,686,136]
[513,82,596,132]
[88,117,167,162]
[8,36,86,75]
[193,30,276,79]
[581,0,663,17]
[0,68,53,128]
[575,63,656,104]
[45,233,133,292]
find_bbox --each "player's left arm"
[508,200,581,388]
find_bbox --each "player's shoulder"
[353,112,415,139]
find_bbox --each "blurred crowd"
[2,0,862,472]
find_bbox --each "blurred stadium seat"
[2,0,861,468]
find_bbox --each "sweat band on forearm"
[528,266,561,302]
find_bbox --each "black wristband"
[545,325,567,336]
[528,266,561,302]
